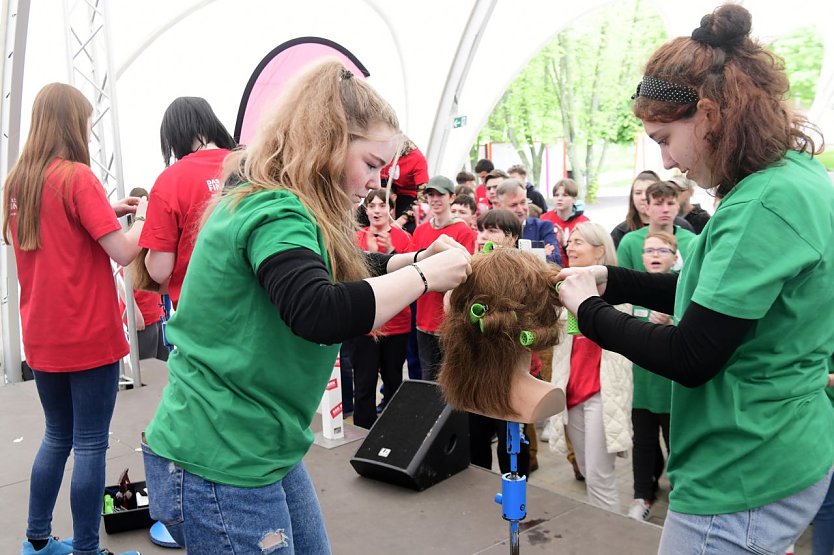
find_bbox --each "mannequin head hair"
[438,248,563,418]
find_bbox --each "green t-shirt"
[145,190,341,487]
[628,306,673,413]
[670,151,834,514]
[617,224,697,273]
[617,226,696,414]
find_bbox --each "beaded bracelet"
[411,263,428,294]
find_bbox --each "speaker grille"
[356,381,448,469]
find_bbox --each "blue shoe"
[21,537,73,555]
[150,521,181,548]
[99,550,141,555]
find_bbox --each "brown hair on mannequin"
[438,248,563,419]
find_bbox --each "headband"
[631,75,698,104]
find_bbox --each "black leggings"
[631,408,670,501]
[416,330,443,382]
[351,334,408,429]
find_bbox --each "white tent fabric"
[11,0,834,186]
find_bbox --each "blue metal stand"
[493,421,527,555]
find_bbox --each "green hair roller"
[469,303,487,332]
[519,330,535,346]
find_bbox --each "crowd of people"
[4,3,833,555]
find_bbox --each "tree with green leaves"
[474,3,824,202]
[769,26,824,110]
[475,0,666,202]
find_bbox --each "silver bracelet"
[410,263,428,294]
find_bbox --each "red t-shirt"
[118,269,164,327]
[381,148,429,198]
[119,291,164,327]
[356,226,412,335]
[540,212,590,267]
[474,184,491,215]
[530,352,542,379]
[565,335,602,409]
[139,148,230,301]
[407,219,476,333]
[11,161,128,371]
[135,291,164,326]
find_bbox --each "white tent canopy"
[8,0,834,184]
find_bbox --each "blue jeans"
[812,469,834,555]
[142,442,331,554]
[27,363,120,555]
[659,468,833,555]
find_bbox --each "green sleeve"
[239,195,325,273]
[676,229,697,259]
[691,200,820,319]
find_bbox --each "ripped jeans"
[141,441,331,554]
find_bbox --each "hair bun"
[691,4,752,49]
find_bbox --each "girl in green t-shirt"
[556,5,834,555]
[141,60,472,554]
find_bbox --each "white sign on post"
[320,359,344,440]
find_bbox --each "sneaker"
[99,550,141,555]
[627,498,652,522]
[21,537,73,555]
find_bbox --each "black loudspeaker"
[350,380,469,491]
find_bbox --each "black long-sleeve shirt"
[576,266,755,387]
[256,248,394,345]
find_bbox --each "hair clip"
[340,68,354,81]
[482,241,495,253]
[469,303,487,332]
[519,330,535,347]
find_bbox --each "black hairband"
[631,75,699,104]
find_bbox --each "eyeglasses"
[643,247,675,256]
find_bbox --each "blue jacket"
[522,217,561,265]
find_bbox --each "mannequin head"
[438,248,564,419]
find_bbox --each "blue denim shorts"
[141,439,330,554]
[659,467,834,555]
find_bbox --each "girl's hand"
[113,196,142,217]
[416,248,471,292]
[375,230,393,254]
[418,234,469,261]
[556,268,602,314]
[556,265,608,290]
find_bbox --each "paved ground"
[349,405,814,554]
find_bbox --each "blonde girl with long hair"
[141,60,471,553]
